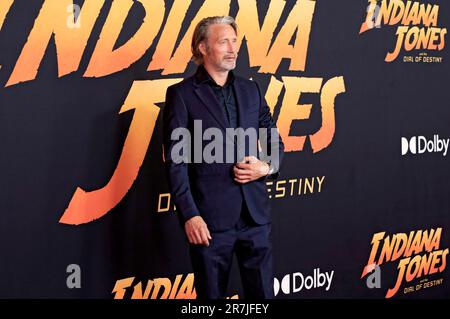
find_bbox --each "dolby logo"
[273,268,334,296]
[401,135,449,157]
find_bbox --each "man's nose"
[227,41,236,53]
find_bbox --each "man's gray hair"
[191,16,238,65]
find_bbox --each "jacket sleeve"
[162,85,200,223]
[254,80,284,179]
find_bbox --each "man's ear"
[199,42,207,57]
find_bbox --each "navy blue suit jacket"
[163,67,284,232]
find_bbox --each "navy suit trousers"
[189,203,274,299]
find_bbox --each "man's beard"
[217,57,236,71]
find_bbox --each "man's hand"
[185,216,212,246]
[233,156,270,184]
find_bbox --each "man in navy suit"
[163,16,284,299]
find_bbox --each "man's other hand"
[233,156,270,184]
[185,216,212,246]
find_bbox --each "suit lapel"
[194,85,228,130]
[233,79,248,129]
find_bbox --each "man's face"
[201,23,238,72]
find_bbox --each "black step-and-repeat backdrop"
[0,0,448,299]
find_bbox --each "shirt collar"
[195,64,235,87]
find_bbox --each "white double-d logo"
[401,135,449,156]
